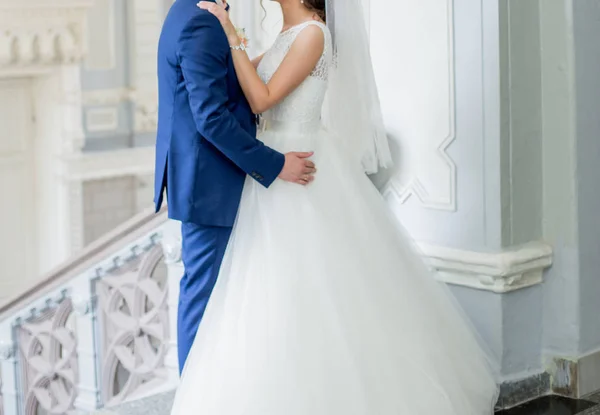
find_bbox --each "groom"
[154,0,316,373]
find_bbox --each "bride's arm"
[198,2,324,114]
[251,53,265,69]
[230,28,323,114]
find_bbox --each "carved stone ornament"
[96,245,170,406]
[17,299,78,415]
[0,0,93,71]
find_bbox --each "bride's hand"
[197,1,237,43]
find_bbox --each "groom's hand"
[279,152,316,185]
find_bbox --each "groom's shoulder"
[166,1,219,32]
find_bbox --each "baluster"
[161,219,183,388]
[70,277,101,411]
[0,321,18,415]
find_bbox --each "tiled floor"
[495,396,600,415]
[94,391,600,415]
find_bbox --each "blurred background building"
[0,0,164,302]
[0,0,599,414]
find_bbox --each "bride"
[171,0,499,413]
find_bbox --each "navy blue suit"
[154,0,285,373]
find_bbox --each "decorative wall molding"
[82,88,130,106]
[76,0,166,133]
[0,0,93,73]
[82,88,158,133]
[157,221,552,294]
[420,242,553,293]
[85,107,119,132]
[371,0,457,211]
[60,147,155,182]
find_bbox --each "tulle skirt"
[171,126,499,415]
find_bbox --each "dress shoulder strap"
[285,20,331,55]
[276,20,332,74]
[291,20,328,36]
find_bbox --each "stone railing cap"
[0,206,168,321]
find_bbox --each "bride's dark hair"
[302,0,326,22]
[260,1,326,23]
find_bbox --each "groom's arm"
[178,12,284,187]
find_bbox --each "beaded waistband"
[258,118,322,134]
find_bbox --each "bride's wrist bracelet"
[230,42,247,52]
[229,27,249,52]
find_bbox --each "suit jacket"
[154,0,285,226]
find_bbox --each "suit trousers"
[177,221,233,374]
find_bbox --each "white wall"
[370,0,494,251]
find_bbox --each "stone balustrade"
[0,208,183,415]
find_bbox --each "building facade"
[0,0,599,412]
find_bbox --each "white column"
[33,65,86,273]
[69,276,101,411]
[0,321,18,415]
[160,220,184,387]
[59,64,87,255]
[56,65,86,155]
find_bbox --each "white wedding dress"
[171,21,499,415]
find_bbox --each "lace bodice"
[257,21,332,129]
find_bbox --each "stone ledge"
[60,147,155,182]
[420,241,553,293]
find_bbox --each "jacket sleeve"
[177,11,285,187]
